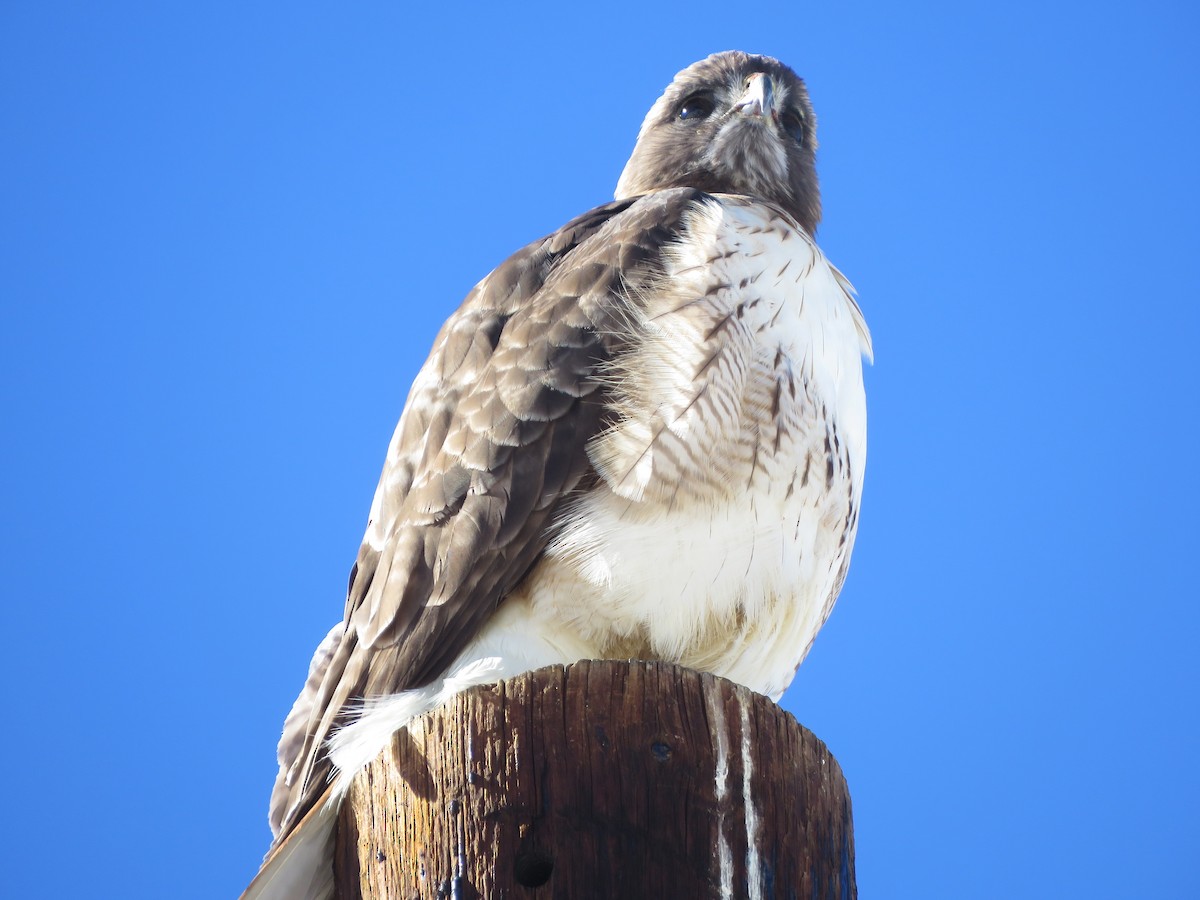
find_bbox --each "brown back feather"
[270,189,710,840]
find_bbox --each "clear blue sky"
[2,3,1197,898]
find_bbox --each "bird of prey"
[245,50,871,900]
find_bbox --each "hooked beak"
[734,72,776,119]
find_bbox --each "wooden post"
[333,660,855,899]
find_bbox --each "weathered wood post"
[332,660,855,898]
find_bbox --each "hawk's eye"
[781,110,806,144]
[678,94,716,121]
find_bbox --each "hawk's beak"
[734,72,775,119]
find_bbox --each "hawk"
[245,50,871,900]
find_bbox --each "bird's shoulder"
[360,188,735,543]
[343,189,728,675]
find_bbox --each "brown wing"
[269,188,709,841]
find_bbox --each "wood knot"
[514,850,554,887]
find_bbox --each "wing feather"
[269,188,711,840]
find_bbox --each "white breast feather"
[530,198,869,697]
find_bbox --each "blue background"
[3,3,1197,897]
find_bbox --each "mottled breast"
[524,195,871,699]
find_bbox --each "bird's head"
[616,51,820,235]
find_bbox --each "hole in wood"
[514,851,554,887]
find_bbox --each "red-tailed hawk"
[245,50,871,900]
